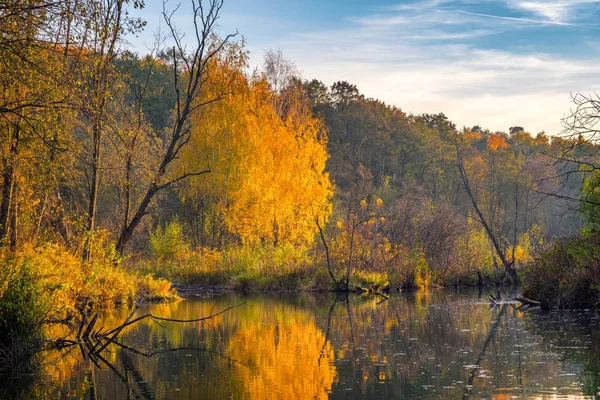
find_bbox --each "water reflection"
[3,290,600,399]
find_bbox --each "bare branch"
[155,168,211,192]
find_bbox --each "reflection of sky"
[128,0,600,135]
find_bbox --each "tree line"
[2,0,600,298]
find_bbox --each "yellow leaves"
[226,305,336,399]
[181,53,333,245]
[360,199,368,209]
[376,197,383,208]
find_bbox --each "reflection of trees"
[463,304,507,399]
[30,294,337,399]
[15,292,600,399]
[322,290,596,399]
[226,305,336,399]
[522,310,600,397]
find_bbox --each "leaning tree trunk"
[455,139,516,284]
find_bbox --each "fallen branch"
[47,302,247,356]
[101,301,246,339]
[375,291,390,303]
[515,295,541,307]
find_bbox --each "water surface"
[3,289,600,399]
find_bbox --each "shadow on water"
[4,289,600,399]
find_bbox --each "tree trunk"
[123,156,132,231]
[83,122,101,262]
[0,168,12,245]
[116,183,158,255]
[8,181,17,250]
[0,125,19,247]
[346,218,356,291]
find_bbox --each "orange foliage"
[226,308,336,399]
[487,135,509,151]
[463,131,481,142]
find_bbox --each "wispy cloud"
[504,0,600,23]
[457,10,574,25]
[261,0,600,134]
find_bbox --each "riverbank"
[135,243,503,294]
[0,244,179,373]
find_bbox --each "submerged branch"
[47,302,247,356]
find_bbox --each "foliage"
[179,50,333,247]
[140,243,336,291]
[0,0,598,307]
[581,170,600,231]
[522,233,600,308]
[351,270,389,291]
[149,220,190,262]
[1,243,177,328]
[0,256,45,349]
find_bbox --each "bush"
[1,243,178,323]
[234,271,263,291]
[135,275,179,302]
[352,270,389,291]
[149,220,190,262]
[0,256,46,372]
[523,233,600,308]
[0,260,45,346]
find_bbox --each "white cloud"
[457,10,574,25]
[252,2,599,135]
[133,0,599,135]
[504,0,600,23]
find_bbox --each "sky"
[128,0,600,135]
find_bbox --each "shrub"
[135,275,179,302]
[523,233,600,309]
[352,270,389,291]
[149,220,190,262]
[0,260,45,346]
[234,271,263,291]
[0,256,46,372]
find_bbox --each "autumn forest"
[2,0,600,396]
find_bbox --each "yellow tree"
[180,53,333,246]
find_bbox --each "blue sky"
[128,0,600,135]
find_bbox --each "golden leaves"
[180,51,333,245]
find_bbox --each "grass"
[137,240,501,293]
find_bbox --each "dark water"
[3,289,600,399]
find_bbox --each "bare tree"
[262,49,299,118]
[115,0,237,255]
[532,93,600,226]
[79,0,129,261]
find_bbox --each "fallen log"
[515,295,541,307]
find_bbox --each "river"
[3,289,600,399]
